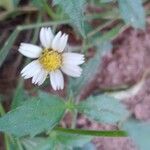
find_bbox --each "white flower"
[18,27,84,90]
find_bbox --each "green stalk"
[54,127,127,137]
[16,139,24,150]
[0,104,10,150]
[16,13,116,31]
[71,96,80,129]
[42,0,57,20]
[87,20,116,38]
[4,135,10,150]
[71,111,77,128]
[17,20,70,31]
[0,103,5,115]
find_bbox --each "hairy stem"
[54,127,127,137]
[0,104,10,150]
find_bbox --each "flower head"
[18,27,84,90]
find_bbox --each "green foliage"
[12,0,20,6]
[68,42,112,97]
[88,25,121,48]
[52,131,92,147]
[77,95,128,124]
[22,137,54,150]
[0,0,13,11]
[101,0,114,3]
[11,80,27,109]
[31,0,45,10]
[22,131,92,150]
[74,142,96,150]
[118,0,146,29]
[0,29,19,68]
[79,142,96,150]
[0,92,65,137]
[4,138,23,150]
[0,95,5,102]
[0,0,20,11]
[53,0,86,37]
[123,119,150,150]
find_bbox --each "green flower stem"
[16,12,116,31]
[54,127,127,137]
[71,96,80,129]
[16,139,24,150]
[0,104,10,150]
[0,103,5,115]
[42,0,57,20]
[71,110,77,128]
[16,20,70,31]
[87,20,116,38]
[32,14,42,43]
[4,135,10,150]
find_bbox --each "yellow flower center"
[39,49,62,71]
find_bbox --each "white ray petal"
[18,43,42,58]
[62,53,85,65]
[21,60,41,79]
[38,70,48,85]
[61,64,82,77]
[57,34,68,52]
[32,69,48,85]
[40,27,54,48]
[32,71,41,84]
[50,70,64,90]
[51,31,62,51]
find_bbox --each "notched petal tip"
[62,53,85,66]
[40,27,54,48]
[52,32,69,52]
[61,64,83,78]
[52,31,63,51]
[50,70,64,91]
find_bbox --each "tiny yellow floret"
[39,49,62,71]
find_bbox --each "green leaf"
[0,95,5,102]
[118,0,146,29]
[123,119,150,150]
[77,95,128,124]
[11,80,27,109]
[22,131,92,150]
[22,137,54,150]
[7,138,23,150]
[68,42,112,97]
[101,0,114,3]
[88,25,122,48]
[0,0,20,10]
[31,0,45,10]
[74,142,96,150]
[12,0,20,6]
[0,29,19,68]
[53,131,92,147]
[81,142,96,150]
[0,92,66,137]
[53,0,86,37]
[0,0,15,11]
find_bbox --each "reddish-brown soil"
[76,25,150,150]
